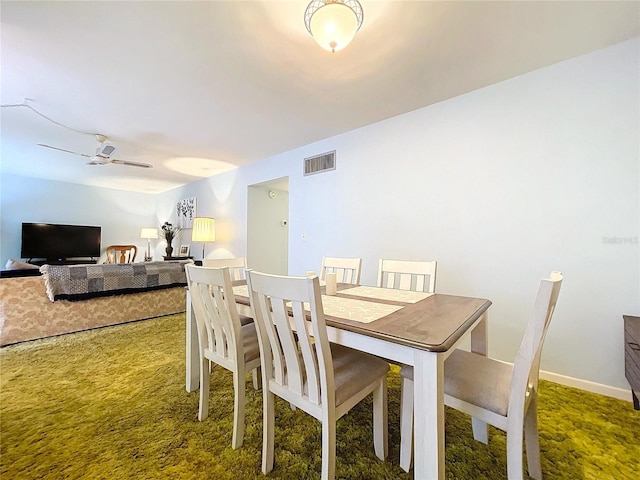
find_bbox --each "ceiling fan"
[37,134,153,169]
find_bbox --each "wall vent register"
[304,150,336,176]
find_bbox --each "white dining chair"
[203,256,247,281]
[401,271,563,479]
[185,264,261,449]
[201,257,251,328]
[246,270,389,480]
[201,257,256,387]
[377,259,437,293]
[376,258,437,470]
[320,256,362,285]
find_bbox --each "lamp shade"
[140,228,158,239]
[191,217,216,242]
[305,0,363,53]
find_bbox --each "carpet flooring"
[1,314,638,479]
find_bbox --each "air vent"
[304,150,336,176]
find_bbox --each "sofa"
[0,261,188,346]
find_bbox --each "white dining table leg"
[185,289,200,392]
[414,349,445,480]
[470,312,489,443]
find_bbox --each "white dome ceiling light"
[304,0,364,53]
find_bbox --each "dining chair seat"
[240,323,261,363]
[284,343,389,410]
[445,350,512,416]
[330,344,390,407]
[401,351,512,416]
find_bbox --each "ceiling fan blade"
[39,140,152,169]
[86,158,107,166]
[37,143,91,158]
[110,159,153,169]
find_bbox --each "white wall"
[159,38,639,390]
[0,174,158,264]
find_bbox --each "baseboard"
[540,370,632,402]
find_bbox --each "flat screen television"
[21,223,101,261]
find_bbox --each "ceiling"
[2,1,638,194]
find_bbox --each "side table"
[163,256,201,266]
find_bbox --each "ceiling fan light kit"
[97,143,116,158]
[94,135,117,159]
[304,0,363,53]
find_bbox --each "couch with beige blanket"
[0,261,188,346]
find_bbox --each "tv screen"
[21,223,101,260]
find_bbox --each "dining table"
[185,281,491,480]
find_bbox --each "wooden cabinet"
[624,315,640,410]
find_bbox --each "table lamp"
[140,228,158,261]
[191,217,215,260]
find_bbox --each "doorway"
[247,177,289,274]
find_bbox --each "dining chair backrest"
[377,259,437,293]
[247,271,332,410]
[203,257,247,280]
[106,245,137,264]
[185,264,245,370]
[510,271,563,409]
[321,256,362,285]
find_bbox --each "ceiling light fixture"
[304,0,364,53]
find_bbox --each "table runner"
[340,285,432,303]
[232,285,402,323]
[315,295,402,323]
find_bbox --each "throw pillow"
[5,259,40,270]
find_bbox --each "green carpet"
[1,314,638,479]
